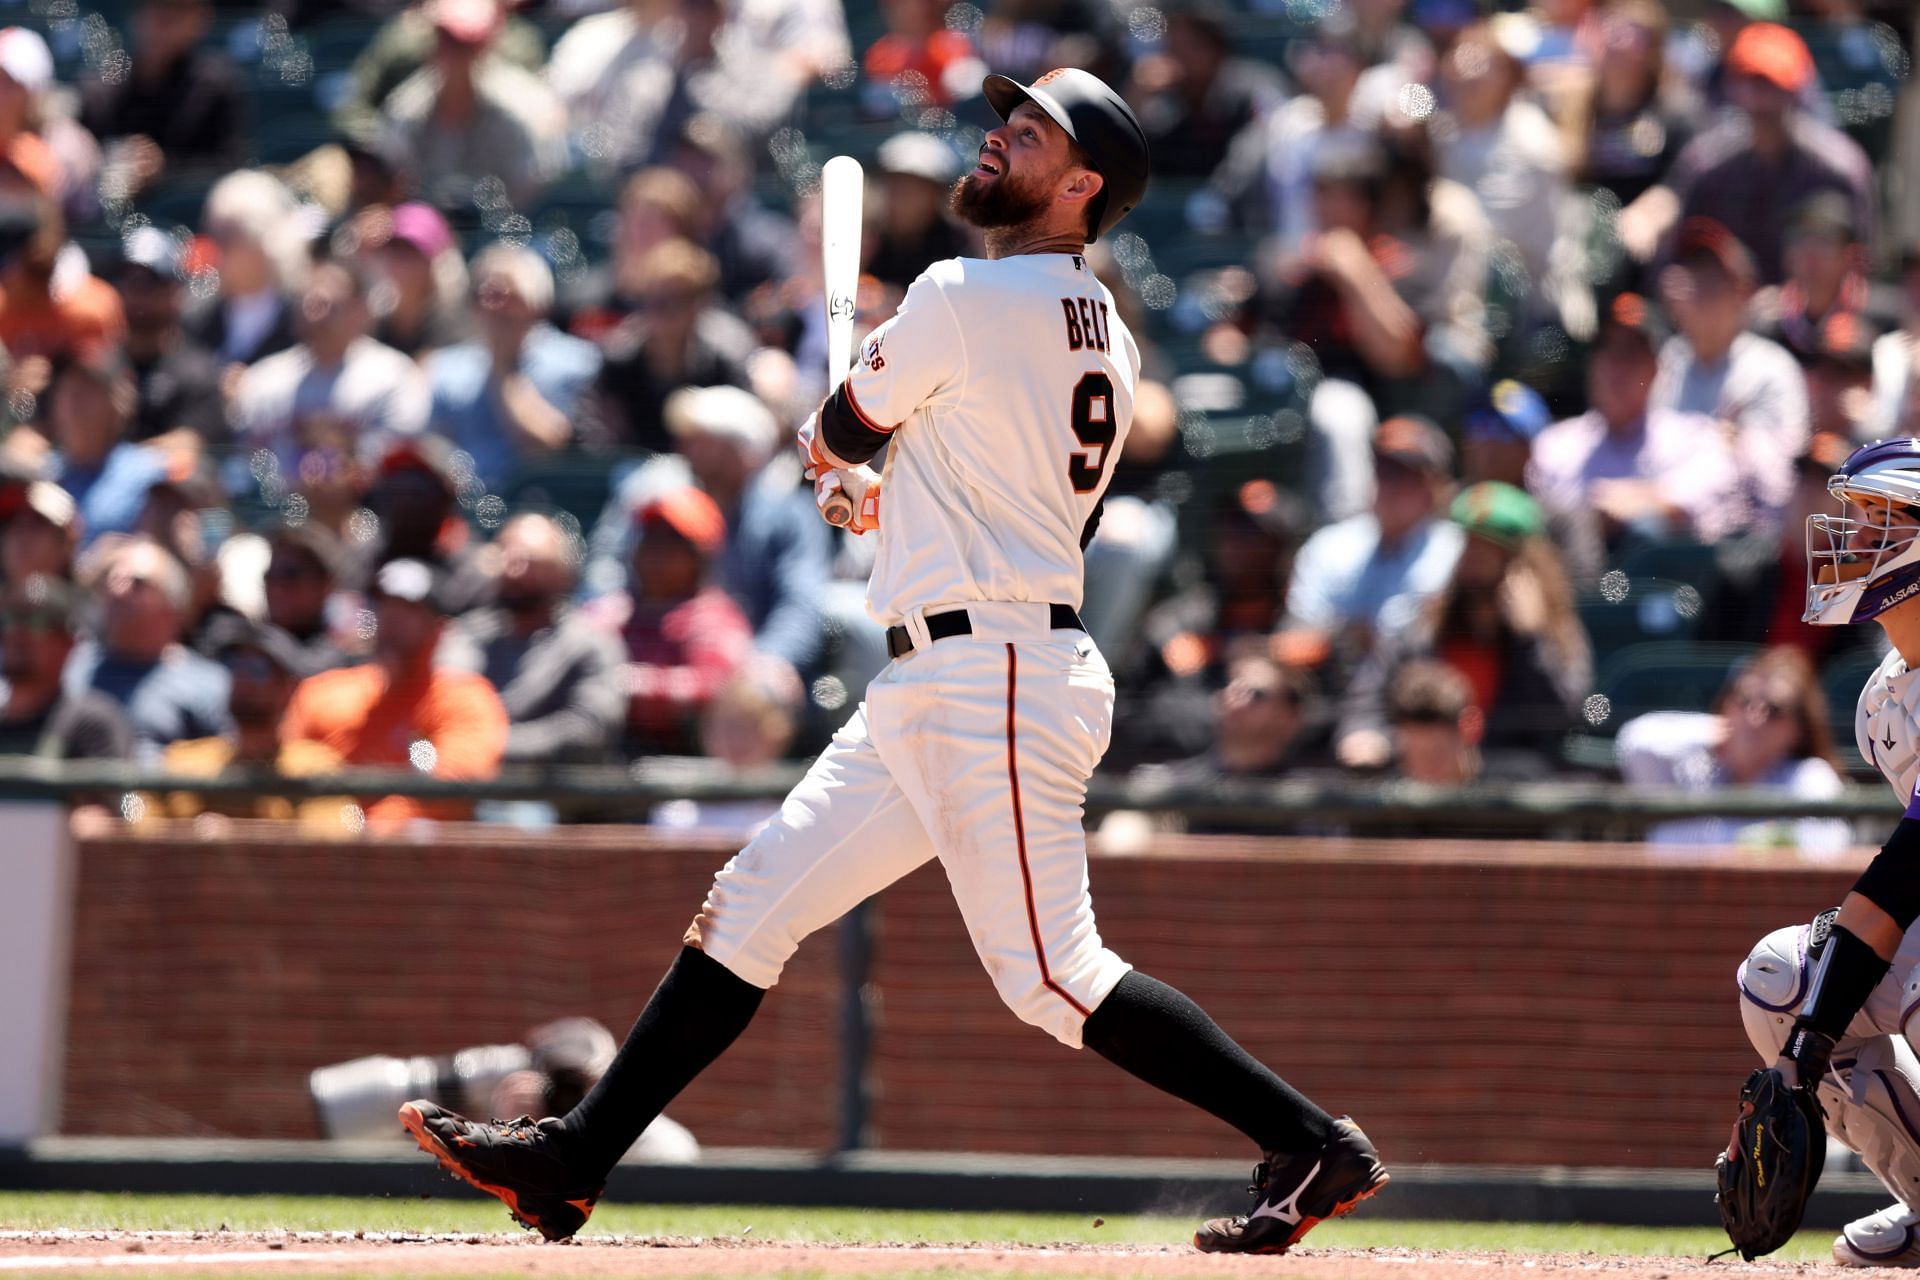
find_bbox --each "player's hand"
[817,466,881,534]
[797,411,851,483]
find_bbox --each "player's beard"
[949,166,1053,230]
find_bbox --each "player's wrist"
[1779,1023,1836,1090]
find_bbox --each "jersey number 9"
[1068,372,1116,494]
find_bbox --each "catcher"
[1725,437,1920,1264]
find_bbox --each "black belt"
[885,603,1084,659]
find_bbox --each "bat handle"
[821,492,855,527]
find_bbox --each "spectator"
[1754,191,1901,371]
[1432,20,1579,330]
[1871,243,1920,437]
[362,201,472,358]
[700,658,801,769]
[1252,127,1492,470]
[594,484,752,754]
[115,226,224,445]
[1210,10,1392,247]
[560,167,705,341]
[134,467,224,636]
[363,436,487,611]
[1458,376,1604,585]
[259,522,353,674]
[682,0,851,145]
[444,512,624,765]
[333,0,550,146]
[589,239,758,453]
[427,243,600,491]
[79,0,241,196]
[1529,295,1743,547]
[1572,0,1695,211]
[1650,218,1808,528]
[664,114,797,302]
[1796,0,1905,165]
[663,385,826,678]
[861,0,985,114]
[1385,659,1484,785]
[1337,481,1591,773]
[41,346,169,547]
[586,384,828,673]
[1803,312,1881,441]
[865,132,967,292]
[1130,3,1285,179]
[1141,653,1317,791]
[0,480,77,581]
[377,0,567,212]
[65,536,229,752]
[232,257,430,474]
[1281,415,1464,672]
[0,175,124,363]
[1620,22,1872,284]
[186,170,307,368]
[0,574,131,759]
[282,557,508,829]
[0,27,98,226]
[1120,482,1307,770]
[1615,646,1850,853]
[155,617,353,827]
[544,0,685,171]
[1698,429,1867,662]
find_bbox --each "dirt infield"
[0,1232,1850,1278]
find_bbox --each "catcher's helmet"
[1806,438,1920,625]
[981,68,1150,243]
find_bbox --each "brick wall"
[62,826,1860,1167]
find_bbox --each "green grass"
[0,1192,1835,1260]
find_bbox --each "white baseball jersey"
[1857,649,1920,810]
[687,250,1144,1048]
[819,253,1140,624]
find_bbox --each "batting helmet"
[981,68,1150,243]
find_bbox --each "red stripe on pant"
[1005,643,1092,1020]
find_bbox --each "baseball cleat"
[1193,1116,1389,1254]
[1836,1203,1920,1267]
[398,1100,603,1242]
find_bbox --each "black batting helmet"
[981,68,1150,243]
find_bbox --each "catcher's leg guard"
[1742,925,1920,1212]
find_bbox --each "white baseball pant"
[688,603,1133,1047]
[1739,920,1920,1209]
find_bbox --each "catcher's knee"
[1739,924,1811,1062]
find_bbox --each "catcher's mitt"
[1715,1066,1826,1260]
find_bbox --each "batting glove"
[796,412,852,483]
[817,467,881,535]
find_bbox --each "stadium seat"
[501,454,621,528]
[1592,640,1757,722]
[1576,591,1701,657]
[1561,639,1760,768]
[1614,537,1720,590]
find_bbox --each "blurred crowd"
[0,0,1911,845]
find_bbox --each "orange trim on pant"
[1005,643,1092,1020]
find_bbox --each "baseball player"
[400,69,1387,1254]
[1736,438,1920,1264]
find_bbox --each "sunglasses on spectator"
[1733,696,1788,721]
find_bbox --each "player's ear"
[1059,166,1103,216]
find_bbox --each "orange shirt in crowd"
[0,269,125,361]
[281,662,509,830]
